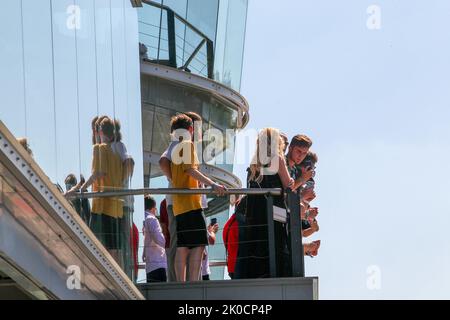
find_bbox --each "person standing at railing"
[142,196,167,283]
[68,117,124,266]
[285,138,320,254]
[235,128,295,279]
[64,173,91,226]
[167,114,226,282]
[159,111,208,282]
[286,135,314,191]
[201,219,219,281]
[111,119,136,278]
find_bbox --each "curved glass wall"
[140,74,238,175]
[0,0,143,281]
[214,0,248,91]
[138,0,248,91]
[139,73,240,281]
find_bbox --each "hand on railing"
[212,182,227,196]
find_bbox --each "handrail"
[142,0,212,42]
[67,187,282,200]
[139,0,215,79]
[67,187,304,279]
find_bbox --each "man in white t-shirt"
[159,140,179,282]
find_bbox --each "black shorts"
[176,209,208,249]
[91,213,122,250]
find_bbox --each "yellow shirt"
[91,143,124,218]
[170,141,202,216]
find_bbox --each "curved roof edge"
[140,61,250,129]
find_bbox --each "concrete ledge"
[138,277,319,300]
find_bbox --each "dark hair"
[299,151,318,168]
[184,111,202,123]
[290,134,313,149]
[304,151,318,165]
[91,116,99,145]
[170,114,193,133]
[100,117,115,142]
[144,196,157,211]
[65,173,77,186]
[114,119,122,142]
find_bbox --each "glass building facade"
[0,0,248,288]
[0,0,144,280]
[137,0,248,281]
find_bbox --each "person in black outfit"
[235,128,295,279]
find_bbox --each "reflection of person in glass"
[78,117,124,266]
[112,119,136,278]
[64,173,91,226]
[17,137,33,156]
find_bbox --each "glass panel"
[138,4,169,62]
[162,0,187,19]
[0,1,26,138]
[186,0,219,42]
[0,0,143,282]
[214,0,248,91]
[22,1,59,183]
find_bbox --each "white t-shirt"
[160,141,179,206]
[143,212,167,273]
[111,141,133,208]
[111,141,129,162]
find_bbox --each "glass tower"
[136,0,249,281]
[0,0,248,297]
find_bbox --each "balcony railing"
[138,0,215,79]
[69,187,306,278]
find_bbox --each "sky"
[234,0,450,299]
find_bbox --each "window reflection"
[0,0,143,282]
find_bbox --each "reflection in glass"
[0,0,143,282]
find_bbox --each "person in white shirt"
[158,139,179,282]
[142,196,167,282]
[202,221,219,280]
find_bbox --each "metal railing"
[139,0,215,79]
[68,187,305,278]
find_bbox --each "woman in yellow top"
[78,117,124,264]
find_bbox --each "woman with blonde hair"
[236,128,294,279]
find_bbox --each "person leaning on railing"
[284,136,321,257]
[167,114,226,282]
[235,128,295,279]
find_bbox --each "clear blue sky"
[234,0,450,299]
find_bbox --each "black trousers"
[146,268,167,283]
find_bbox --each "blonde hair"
[249,128,286,183]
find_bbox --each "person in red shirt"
[159,199,171,248]
[223,212,239,279]
[131,222,139,282]
[159,199,174,280]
